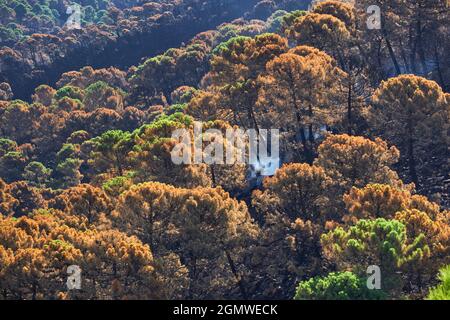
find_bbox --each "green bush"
[427,265,450,300]
[294,271,387,300]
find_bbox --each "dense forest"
[0,0,449,300]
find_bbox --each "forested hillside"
[0,0,310,99]
[0,0,449,300]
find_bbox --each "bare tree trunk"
[210,166,216,187]
[383,31,401,75]
[224,249,248,299]
[299,127,313,164]
[409,26,418,73]
[416,19,427,74]
[434,46,446,91]
[347,78,353,134]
